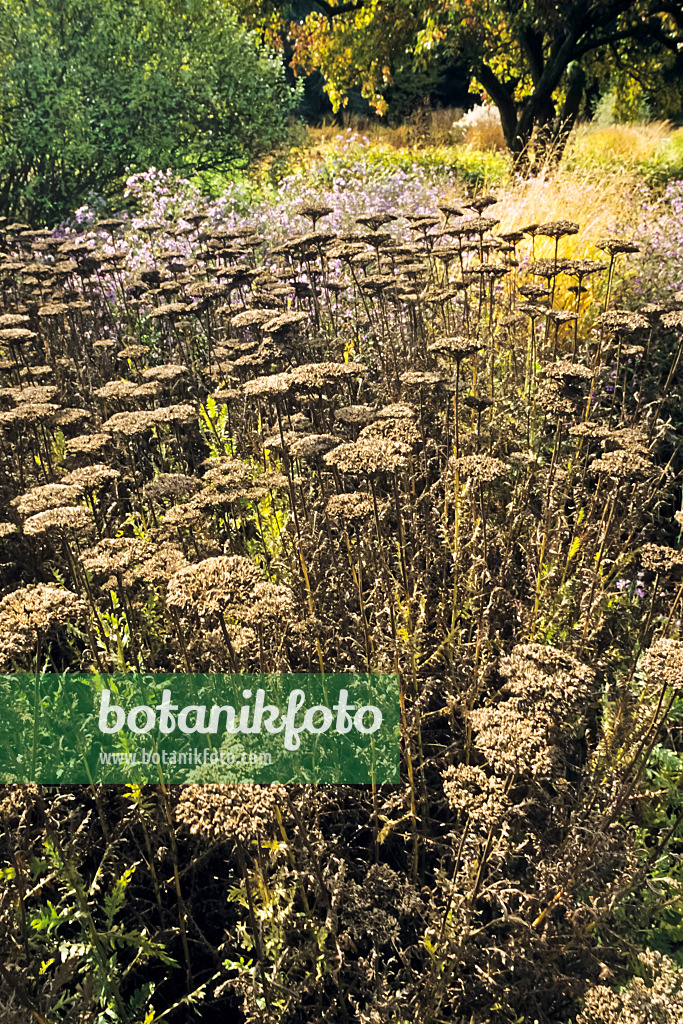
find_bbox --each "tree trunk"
[532,61,587,172]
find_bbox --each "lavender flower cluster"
[60,134,468,271]
[623,179,683,302]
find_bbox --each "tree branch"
[312,0,365,17]
[519,25,545,86]
[574,28,652,58]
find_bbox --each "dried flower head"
[325,492,379,525]
[324,437,411,475]
[596,238,640,256]
[639,639,683,688]
[638,543,683,577]
[594,310,649,334]
[589,450,653,481]
[65,433,112,458]
[452,454,508,483]
[12,483,83,516]
[24,506,92,536]
[289,433,341,460]
[175,784,288,844]
[60,465,120,491]
[0,584,85,667]
[534,220,579,238]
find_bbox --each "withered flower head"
[155,404,197,426]
[594,310,649,334]
[661,310,683,330]
[324,437,411,475]
[60,465,120,491]
[466,193,498,214]
[102,410,159,436]
[124,541,189,588]
[38,302,69,317]
[262,429,301,453]
[289,433,341,460]
[442,763,511,830]
[230,308,281,329]
[375,403,417,420]
[535,220,579,238]
[638,543,683,578]
[334,405,377,426]
[297,201,333,223]
[243,372,293,400]
[527,258,571,279]
[519,283,550,300]
[262,311,308,335]
[0,328,37,344]
[0,403,58,427]
[24,506,92,536]
[65,433,112,457]
[468,643,595,778]
[147,302,191,320]
[0,314,30,329]
[601,426,650,456]
[132,382,164,401]
[452,454,508,483]
[282,411,312,432]
[12,483,83,516]
[428,336,483,360]
[54,408,91,430]
[201,457,253,490]
[499,313,527,330]
[544,309,579,324]
[535,380,579,418]
[166,554,294,625]
[144,473,202,503]
[563,259,606,277]
[356,213,396,231]
[0,584,84,662]
[289,361,365,391]
[543,360,593,383]
[141,364,187,383]
[438,201,466,217]
[463,394,493,413]
[325,492,378,524]
[400,370,443,389]
[449,215,500,236]
[5,385,58,406]
[83,538,151,583]
[175,784,288,844]
[639,639,683,689]
[117,344,149,361]
[596,238,640,256]
[95,380,140,401]
[568,422,612,441]
[359,417,420,448]
[256,471,289,492]
[517,302,549,317]
[589,449,653,481]
[162,503,204,528]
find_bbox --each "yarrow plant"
[0,161,682,1024]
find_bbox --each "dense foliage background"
[0,0,301,223]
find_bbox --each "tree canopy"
[235,0,683,166]
[0,0,301,223]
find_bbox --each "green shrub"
[0,0,301,224]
